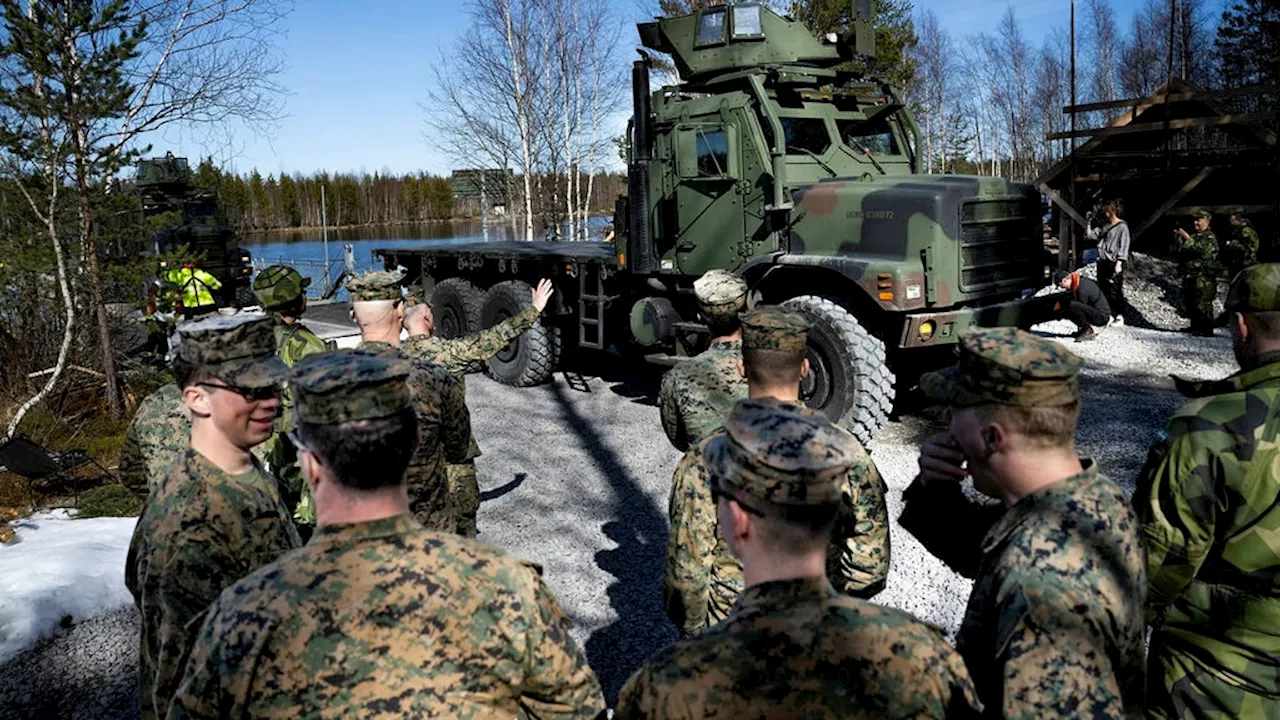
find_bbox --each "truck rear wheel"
[234,285,256,308]
[781,295,895,445]
[481,280,560,386]
[432,278,484,339]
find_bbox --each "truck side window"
[780,118,830,155]
[696,129,729,177]
[837,119,898,155]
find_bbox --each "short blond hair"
[973,401,1080,449]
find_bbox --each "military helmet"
[253,265,311,310]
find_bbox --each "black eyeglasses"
[709,478,765,517]
[197,382,279,402]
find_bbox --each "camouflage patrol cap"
[290,350,412,425]
[693,270,748,309]
[742,308,808,353]
[705,399,856,506]
[1226,263,1280,313]
[346,270,405,302]
[177,313,287,388]
[252,265,311,309]
[1194,209,1213,220]
[920,327,1084,407]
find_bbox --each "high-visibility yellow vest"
[165,266,222,309]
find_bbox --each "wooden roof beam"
[1061,84,1277,115]
[1045,111,1277,142]
[1130,167,1213,241]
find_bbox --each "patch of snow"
[0,510,137,664]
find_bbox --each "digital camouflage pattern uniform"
[1136,263,1280,719]
[124,314,300,720]
[119,383,189,499]
[623,401,980,719]
[1221,214,1260,281]
[170,351,606,720]
[253,265,328,523]
[1176,211,1221,333]
[402,298,541,537]
[657,270,749,452]
[911,327,1147,719]
[664,309,890,636]
[349,271,472,533]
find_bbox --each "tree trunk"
[80,190,122,417]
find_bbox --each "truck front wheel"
[432,278,484,339]
[481,280,560,387]
[781,296,895,445]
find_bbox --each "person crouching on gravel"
[1055,269,1111,342]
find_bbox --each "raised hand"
[531,278,555,312]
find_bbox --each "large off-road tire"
[481,280,560,387]
[781,295,895,445]
[432,278,484,339]
[234,284,257,308]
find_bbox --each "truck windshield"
[837,118,898,155]
[778,117,830,155]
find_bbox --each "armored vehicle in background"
[377,2,1060,443]
[137,153,255,307]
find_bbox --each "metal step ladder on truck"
[376,1,1063,443]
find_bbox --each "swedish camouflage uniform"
[253,265,328,524]
[657,270,749,452]
[350,271,472,533]
[169,351,606,720]
[1176,211,1221,333]
[663,309,890,636]
[1137,263,1280,719]
[119,383,189,499]
[910,327,1147,718]
[1221,216,1260,281]
[124,314,300,720]
[401,296,541,538]
[624,401,980,719]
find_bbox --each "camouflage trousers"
[1146,631,1280,719]
[408,466,457,534]
[1182,275,1218,332]
[447,461,480,538]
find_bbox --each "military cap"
[704,399,856,506]
[1193,209,1213,220]
[1226,263,1280,313]
[346,270,405,302]
[289,350,412,425]
[920,327,1084,407]
[177,313,287,388]
[252,265,311,309]
[742,308,808,353]
[693,270,748,309]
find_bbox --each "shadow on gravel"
[479,473,526,502]
[545,381,675,704]
[559,349,663,407]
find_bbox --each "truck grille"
[959,198,1042,293]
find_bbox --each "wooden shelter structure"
[1036,78,1278,269]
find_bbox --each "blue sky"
[161,0,1154,178]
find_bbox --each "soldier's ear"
[182,383,212,418]
[736,358,745,379]
[1233,312,1250,344]
[800,358,810,380]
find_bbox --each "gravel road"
[0,322,1241,716]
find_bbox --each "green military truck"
[377,2,1060,443]
[137,153,255,307]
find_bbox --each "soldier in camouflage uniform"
[1174,210,1221,336]
[170,350,606,719]
[1137,263,1280,719]
[1221,208,1261,281]
[119,383,190,500]
[618,401,981,719]
[658,269,749,451]
[253,265,328,527]
[664,308,890,636]
[906,327,1146,718]
[401,277,555,537]
[124,314,301,720]
[349,270,472,533]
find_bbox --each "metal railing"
[252,243,356,300]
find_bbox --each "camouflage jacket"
[1136,351,1280,718]
[1221,225,1260,278]
[402,305,539,378]
[1176,229,1219,276]
[274,321,328,368]
[358,340,471,531]
[169,513,606,720]
[119,383,190,500]
[664,398,891,636]
[954,461,1147,719]
[657,340,747,452]
[124,449,300,719]
[619,576,982,719]
[263,320,329,519]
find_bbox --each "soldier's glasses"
[197,382,279,402]
[709,477,765,517]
